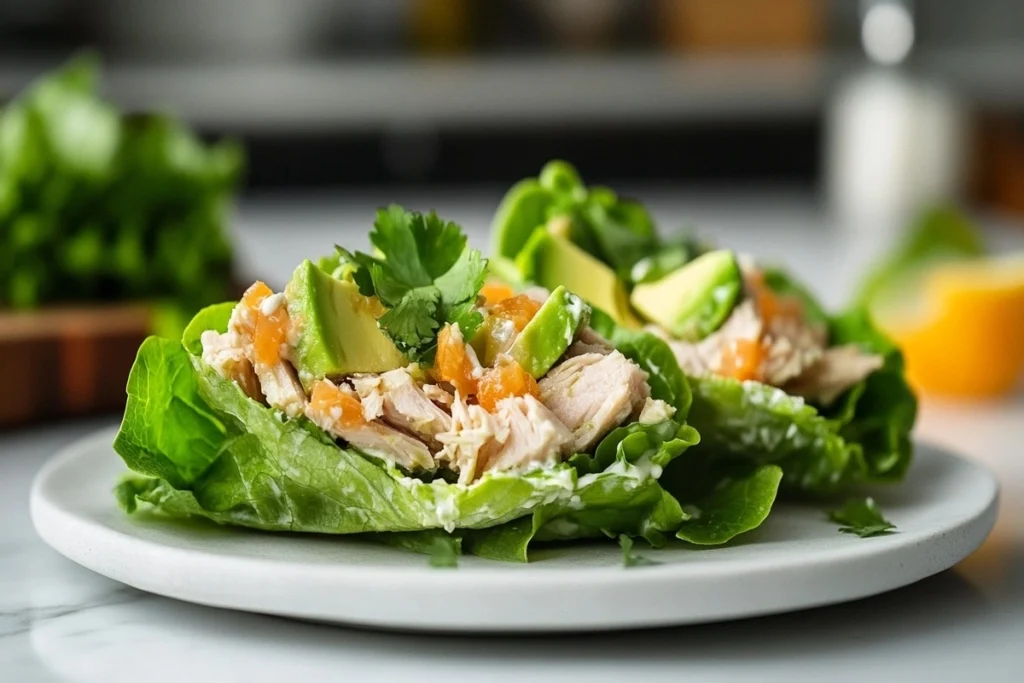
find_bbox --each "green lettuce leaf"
[675,465,782,544]
[856,205,985,311]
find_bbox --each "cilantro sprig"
[346,205,487,359]
[828,497,896,538]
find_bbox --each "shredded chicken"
[478,395,573,475]
[538,351,650,452]
[378,368,453,447]
[304,389,434,472]
[565,326,615,358]
[422,383,455,408]
[662,293,882,406]
[784,345,884,405]
[200,330,263,401]
[435,392,501,484]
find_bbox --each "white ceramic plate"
[31,427,997,633]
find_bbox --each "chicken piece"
[436,392,502,484]
[663,300,827,387]
[259,362,308,419]
[538,351,650,452]
[783,345,884,406]
[479,395,573,475]
[760,313,828,386]
[200,330,263,401]
[305,382,434,472]
[638,397,676,425]
[378,368,453,446]
[349,375,385,421]
[565,326,615,358]
[422,383,455,408]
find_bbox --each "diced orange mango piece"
[309,380,365,428]
[434,324,479,397]
[718,338,765,382]
[480,282,516,307]
[477,358,540,412]
[490,294,542,332]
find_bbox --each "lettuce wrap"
[493,161,917,500]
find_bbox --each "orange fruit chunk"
[480,282,516,306]
[309,380,365,428]
[240,281,273,314]
[879,257,1024,398]
[434,324,479,397]
[747,271,802,327]
[490,294,542,332]
[477,357,539,412]
[254,304,290,366]
[239,281,291,367]
[718,338,764,382]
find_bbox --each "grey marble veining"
[2,193,1024,682]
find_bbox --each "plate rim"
[30,427,1000,632]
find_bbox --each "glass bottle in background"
[826,0,968,291]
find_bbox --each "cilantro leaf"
[350,205,487,358]
[828,497,896,538]
[619,534,661,568]
[377,287,441,348]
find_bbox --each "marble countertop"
[2,191,1024,681]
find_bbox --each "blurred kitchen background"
[2,0,1024,425]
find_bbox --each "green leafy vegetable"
[619,535,660,567]
[0,55,242,326]
[346,205,486,358]
[856,205,985,311]
[428,535,461,568]
[828,497,896,537]
[675,465,782,544]
[490,160,659,282]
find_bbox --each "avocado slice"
[515,229,641,329]
[629,249,743,341]
[285,259,406,388]
[508,286,590,378]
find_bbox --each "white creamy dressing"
[259,292,286,316]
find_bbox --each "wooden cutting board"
[0,305,152,427]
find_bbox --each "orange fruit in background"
[877,257,1024,398]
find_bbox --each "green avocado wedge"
[508,286,590,378]
[516,228,641,328]
[630,249,743,341]
[285,259,406,389]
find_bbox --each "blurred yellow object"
[878,256,1024,398]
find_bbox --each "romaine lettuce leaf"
[675,465,782,544]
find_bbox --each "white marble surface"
[3,191,1024,681]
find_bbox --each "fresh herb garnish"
[828,497,896,538]
[347,205,487,359]
[0,55,242,322]
[619,534,661,568]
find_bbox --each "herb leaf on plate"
[828,497,896,538]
